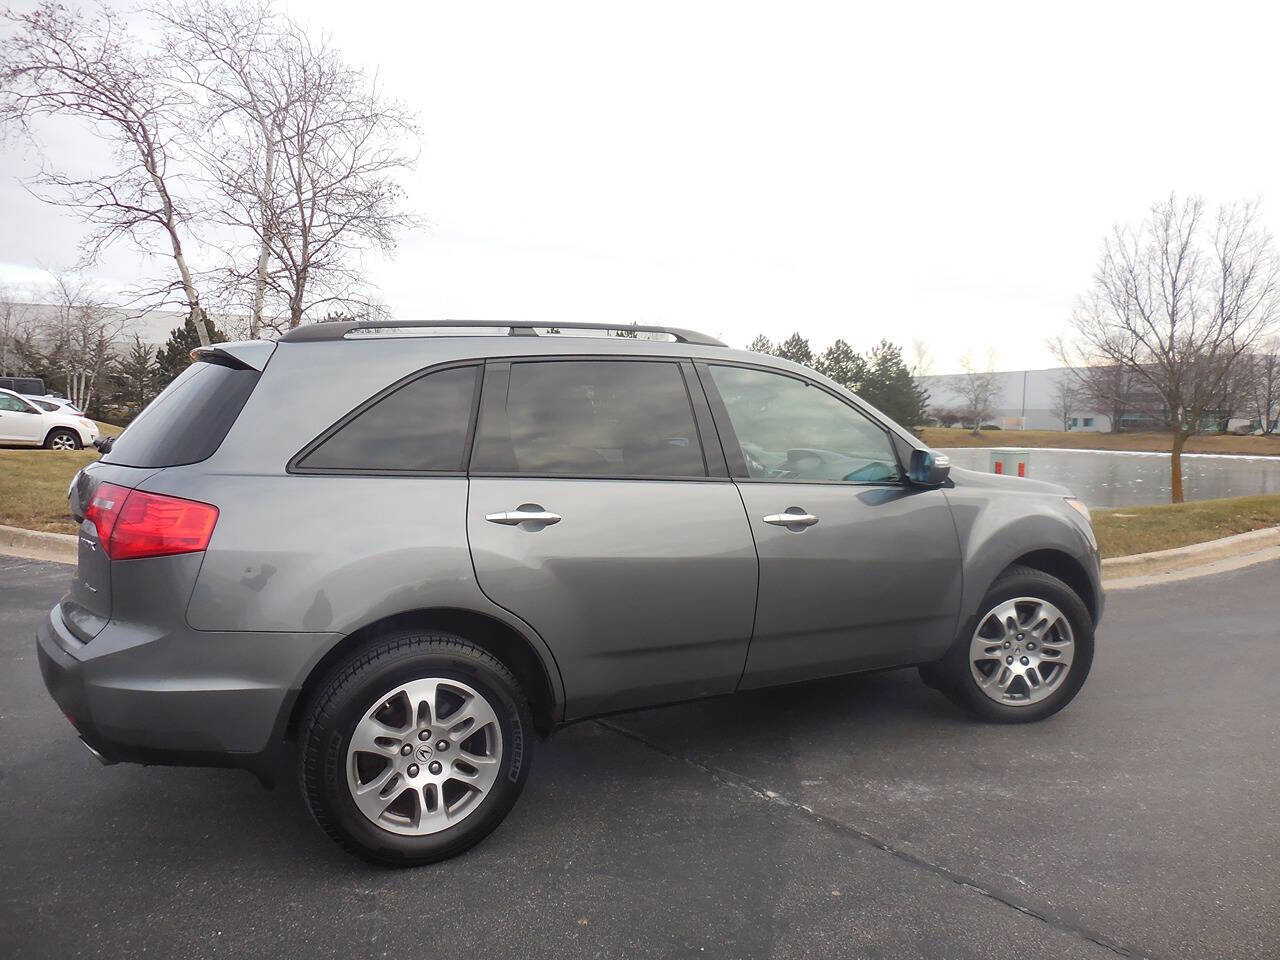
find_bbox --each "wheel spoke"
[453,752,500,793]
[442,692,500,742]
[349,718,404,757]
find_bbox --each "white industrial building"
[919,367,1113,432]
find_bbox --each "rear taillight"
[84,482,218,560]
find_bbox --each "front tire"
[925,565,1094,723]
[299,631,534,866]
[44,428,81,450]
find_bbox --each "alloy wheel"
[969,596,1075,706]
[50,433,76,450]
[345,677,503,835]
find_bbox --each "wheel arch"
[288,607,563,739]
[44,425,81,448]
[1003,549,1099,624]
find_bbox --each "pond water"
[939,447,1280,508]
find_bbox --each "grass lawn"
[0,448,101,532]
[1092,494,1280,558]
[0,421,122,532]
[921,427,1280,457]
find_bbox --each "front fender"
[943,486,1100,625]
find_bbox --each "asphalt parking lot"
[1,555,1277,960]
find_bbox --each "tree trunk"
[1169,430,1187,503]
[189,304,211,348]
[249,136,276,340]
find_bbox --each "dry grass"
[0,449,100,532]
[921,427,1280,457]
[1093,494,1280,558]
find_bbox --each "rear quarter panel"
[161,338,566,714]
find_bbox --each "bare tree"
[153,0,287,339]
[1051,335,1148,432]
[1244,340,1280,434]
[910,338,933,378]
[1068,195,1280,501]
[0,2,217,345]
[0,285,35,377]
[953,353,1002,436]
[2,1,420,340]
[42,271,126,412]
[1051,376,1078,431]
[265,26,418,329]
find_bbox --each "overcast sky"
[3,0,1279,373]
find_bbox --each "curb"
[1101,525,1280,586]
[0,524,78,564]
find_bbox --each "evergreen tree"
[156,316,227,386]
[111,334,159,418]
[813,338,867,390]
[746,334,773,354]
[774,332,813,367]
[858,339,929,426]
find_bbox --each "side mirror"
[93,436,114,454]
[908,449,950,488]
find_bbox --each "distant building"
[919,367,1113,432]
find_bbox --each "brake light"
[84,482,218,560]
[84,483,127,547]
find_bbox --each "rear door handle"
[763,509,819,528]
[485,506,562,526]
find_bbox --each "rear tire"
[44,428,81,450]
[299,631,534,866]
[925,565,1094,723]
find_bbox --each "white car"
[23,394,84,416]
[0,387,99,450]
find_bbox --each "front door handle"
[763,508,819,529]
[486,505,562,526]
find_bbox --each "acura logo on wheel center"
[415,745,433,762]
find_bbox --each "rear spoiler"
[189,340,276,371]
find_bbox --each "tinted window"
[708,365,901,484]
[105,359,261,468]
[297,365,478,472]
[31,399,59,412]
[472,360,706,477]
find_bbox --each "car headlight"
[1065,498,1096,548]
[1064,497,1091,523]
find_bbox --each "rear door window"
[294,365,479,473]
[471,359,707,477]
[103,359,261,468]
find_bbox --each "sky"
[3,0,1280,373]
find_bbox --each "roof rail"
[277,319,727,347]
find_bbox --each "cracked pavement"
[2,555,1276,959]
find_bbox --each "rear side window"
[471,359,707,478]
[104,359,261,468]
[295,365,479,473]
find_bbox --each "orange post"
[994,461,1003,474]
[1017,461,1026,478]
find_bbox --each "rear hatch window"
[103,358,260,468]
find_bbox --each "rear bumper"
[36,602,339,785]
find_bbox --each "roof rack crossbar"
[278,320,726,347]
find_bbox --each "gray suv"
[37,321,1101,865]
